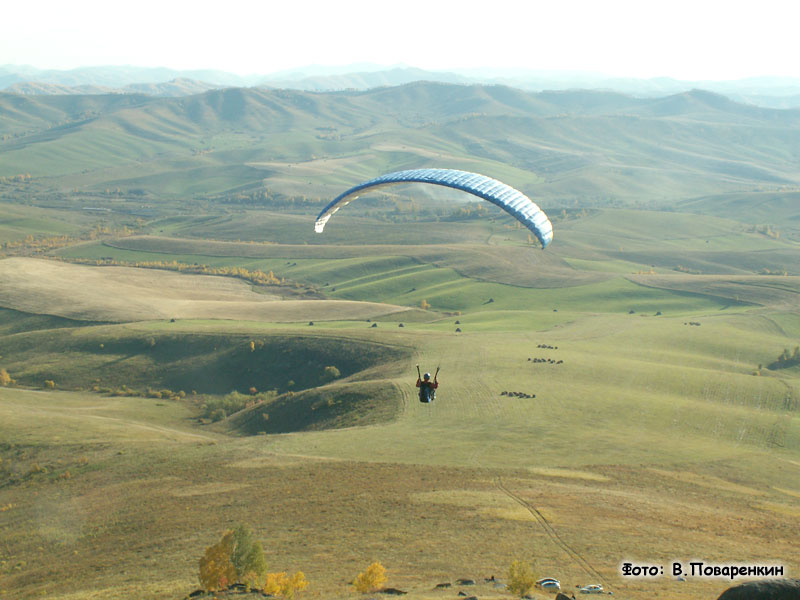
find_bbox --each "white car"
[536,579,561,592]
[580,584,604,594]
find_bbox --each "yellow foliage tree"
[198,530,237,591]
[263,571,309,599]
[353,561,387,594]
[507,559,536,597]
[0,368,12,386]
[199,525,269,591]
[420,299,431,310]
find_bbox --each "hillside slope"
[2,85,800,210]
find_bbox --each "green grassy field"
[0,202,94,244]
[1,218,798,599]
[1,83,800,600]
[1,311,798,600]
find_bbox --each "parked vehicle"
[536,578,561,592]
[580,584,604,594]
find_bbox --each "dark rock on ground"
[379,587,408,595]
[717,579,800,600]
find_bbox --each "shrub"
[353,561,387,594]
[202,390,276,420]
[0,368,13,386]
[322,365,340,381]
[263,571,308,599]
[507,559,536,597]
[769,346,800,370]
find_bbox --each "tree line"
[63,257,287,287]
[0,223,140,256]
[197,524,542,597]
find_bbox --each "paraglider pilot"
[416,365,439,403]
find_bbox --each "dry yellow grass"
[753,501,800,517]
[527,467,611,482]
[1,387,797,600]
[0,257,408,322]
[773,486,800,499]
[410,490,538,522]
[646,468,768,497]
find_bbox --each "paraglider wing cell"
[314,168,554,248]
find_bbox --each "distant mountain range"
[3,63,800,108]
[3,81,800,221]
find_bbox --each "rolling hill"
[1,80,799,600]
[2,84,800,230]
[4,63,800,107]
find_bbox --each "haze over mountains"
[3,63,800,107]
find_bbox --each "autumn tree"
[506,559,536,597]
[199,525,268,591]
[263,571,309,599]
[0,368,12,386]
[353,561,387,594]
[199,530,237,591]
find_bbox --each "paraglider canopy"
[314,168,554,248]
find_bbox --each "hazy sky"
[4,0,799,80]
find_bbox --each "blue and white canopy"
[314,168,553,248]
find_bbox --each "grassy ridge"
[53,239,751,316]
[679,189,800,234]
[0,322,411,398]
[227,380,402,434]
[0,306,88,335]
[0,201,93,244]
[4,85,800,217]
[109,203,800,277]
[3,272,792,462]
